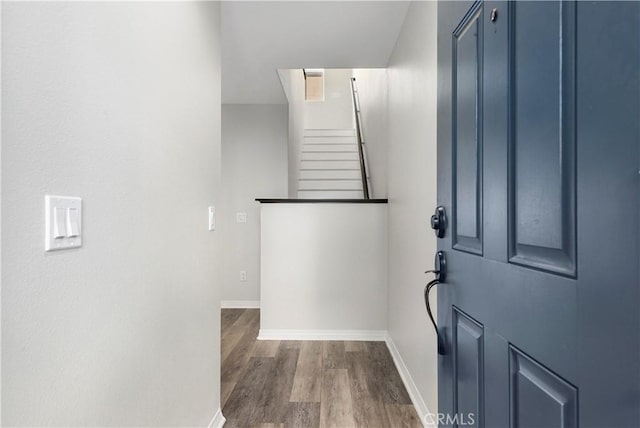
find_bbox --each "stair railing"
[350,77,371,199]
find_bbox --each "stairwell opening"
[278,68,386,200]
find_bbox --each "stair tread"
[303,144,357,146]
[299,170,362,179]
[304,128,355,130]
[297,190,363,192]
[298,176,363,190]
[304,129,355,134]
[300,169,360,171]
[297,189,364,199]
[302,145,358,152]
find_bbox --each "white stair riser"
[301,152,360,161]
[303,144,357,152]
[299,170,362,180]
[304,129,355,137]
[298,190,364,199]
[303,136,357,145]
[298,180,363,190]
[300,160,360,170]
[298,128,364,199]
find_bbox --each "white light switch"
[53,207,66,239]
[67,208,80,237]
[45,195,82,251]
[208,206,216,231]
[236,212,247,224]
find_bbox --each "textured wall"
[221,104,288,304]
[278,69,306,197]
[260,203,387,334]
[386,0,439,418]
[303,69,355,130]
[1,2,222,426]
[351,68,389,198]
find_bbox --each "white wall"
[0,4,3,423]
[221,104,288,305]
[259,203,387,337]
[352,69,389,198]
[386,0,439,419]
[221,1,411,104]
[304,69,355,130]
[1,3,223,426]
[278,69,306,197]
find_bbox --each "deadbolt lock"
[431,206,446,239]
[490,8,498,22]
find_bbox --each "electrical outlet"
[240,270,247,282]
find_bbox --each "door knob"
[434,250,446,282]
[424,251,447,355]
[425,251,447,283]
[430,206,446,238]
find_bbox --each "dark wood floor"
[221,309,422,428]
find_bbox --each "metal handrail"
[350,77,370,199]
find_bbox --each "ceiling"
[221,1,410,104]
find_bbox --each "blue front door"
[436,1,640,427]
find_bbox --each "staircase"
[298,128,365,199]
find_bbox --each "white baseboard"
[221,300,260,309]
[257,329,387,341]
[385,334,436,428]
[207,408,226,428]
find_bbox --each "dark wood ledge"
[256,198,388,204]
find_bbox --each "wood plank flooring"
[221,309,422,428]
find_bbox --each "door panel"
[508,1,576,276]
[453,307,484,428]
[509,346,578,428]
[437,1,640,427]
[452,2,484,255]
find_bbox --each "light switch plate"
[236,212,247,224]
[45,195,82,251]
